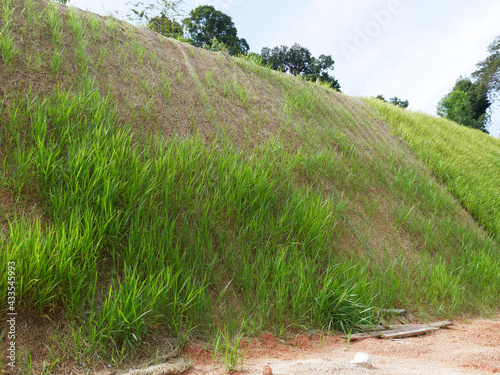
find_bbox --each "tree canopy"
[389,97,409,108]
[375,95,409,108]
[127,0,183,25]
[438,36,499,134]
[472,35,500,99]
[183,5,249,56]
[148,14,183,39]
[127,0,185,40]
[260,44,340,91]
[437,77,490,133]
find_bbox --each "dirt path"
[184,316,500,375]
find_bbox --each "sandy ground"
[184,316,500,375]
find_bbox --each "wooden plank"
[387,324,424,331]
[348,331,386,341]
[347,321,453,341]
[382,326,439,339]
[386,321,453,331]
[428,320,453,328]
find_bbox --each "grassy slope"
[0,0,499,372]
[366,98,500,240]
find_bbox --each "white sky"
[69,0,500,137]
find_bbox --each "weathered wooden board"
[346,321,453,341]
[347,331,386,341]
[387,321,453,331]
[381,326,439,339]
[357,325,386,332]
[426,320,453,328]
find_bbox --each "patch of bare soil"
[184,315,500,375]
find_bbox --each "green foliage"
[128,0,188,41]
[148,14,183,38]
[453,77,490,118]
[183,5,249,56]
[214,327,246,373]
[304,54,341,91]
[2,0,15,28]
[260,45,287,71]
[202,37,229,54]
[389,97,409,108]
[0,27,16,64]
[437,91,479,128]
[260,43,341,91]
[315,265,375,332]
[1,82,378,358]
[374,95,409,108]
[284,43,312,75]
[127,0,183,25]
[47,2,63,44]
[472,35,500,99]
[242,52,264,66]
[50,47,62,75]
[437,77,490,132]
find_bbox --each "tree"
[437,91,486,131]
[437,77,490,133]
[389,97,409,108]
[127,0,183,24]
[374,95,409,108]
[183,5,249,56]
[286,43,313,75]
[260,45,288,72]
[127,0,185,40]
[148,14,183,38]
[472,35,500,99]
[260,43,341,91]
[437,85,489,133]
[452,77,490,121]
[303,54,340,90]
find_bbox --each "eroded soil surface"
[184,316,500,375]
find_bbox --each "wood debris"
[345,321,453,341]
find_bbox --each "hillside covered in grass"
[367,98,500,239]
[1,0,499,373]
